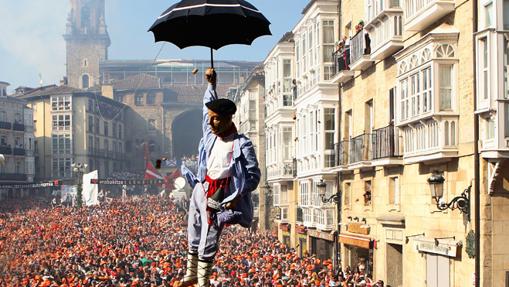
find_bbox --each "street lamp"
[318,179,340,204]
[427,171,471,218]
[317,178,342,271]
[72,162,88,208]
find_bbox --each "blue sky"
[0,0,309,91]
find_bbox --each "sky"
[0,0,309,92]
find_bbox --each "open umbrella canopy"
[149,0,271,50]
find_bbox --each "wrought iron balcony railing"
[372,124,401,159]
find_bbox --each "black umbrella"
[149,0,271,68]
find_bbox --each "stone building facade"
[17,85,127,181]
[0,82,35,199]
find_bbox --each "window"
[410,73,420,117]
[88,116,93,132]
[324,108,336,168]
[82,74,90,89]
[104,139,109,151]
[505,104,509,137]
[365,100,373,133]
[103,121,109,136]
[52,134,72,155]
[0,135,7,146]
[51,96,72,111]
[484,1,493,27]
[422,67,432,112]
[82,58,88,68]
[147,94,156,105]
[118,123,122,139]
[282,127,292,161]
[112,123,117,139]
[135,95,143,106]
[388,177,400,206]
[323,20,335,62]
[88,99,94,112]
[52,114,71,131]
[364,180,372,206]
[344,182,351,207]
[400,79,409,120]
[439,64,453,111]
[479,37,489,100]
[88,135,93,151]
[52,157,72,178]
[95,117,100,134]
[486,116,495,139]
[504,0,509,29]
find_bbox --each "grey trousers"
[187,182,223,260]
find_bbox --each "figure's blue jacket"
[181,84,261,227]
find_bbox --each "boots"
[180,253,198,287]
[197,259,214,287]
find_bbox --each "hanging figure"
[180,68,260,287]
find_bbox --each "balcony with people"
[349,24,373,71]
[364,0,404,60]
[330,39,354,84]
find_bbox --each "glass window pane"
[439,65,453,111]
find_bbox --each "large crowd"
[0,195,385,286]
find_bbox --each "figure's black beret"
[205,98,237,116]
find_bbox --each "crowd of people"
[0,195,385,286]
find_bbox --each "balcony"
[292,158,297,177]
[403,0,455,32]
[349,134,373,166]
[350,30,373,71]
[372,124,403,166]
[401,117,459,164]
[267,161,294,180]
[0,173,27,182]
[366,10,403,60]
[13,148,25,156]
[0,121,11,130]
[330,48,354,84]
[12,123,25,132]
[335,140,349,167]
[0,146,12,155]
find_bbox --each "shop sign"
[416,240,458,258]
[279,223,291,232]
[308,229,335,241]
[296,224,307,235]
[339,234,371,249]
[347,223,370,235]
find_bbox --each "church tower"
[64,0,110,89]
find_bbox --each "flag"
[145,161,163,180]
[82,170,99,206]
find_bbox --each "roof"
[15,85,80,99]
[278,32,294,43]
[0,81,10,86]
[112,73,161,90]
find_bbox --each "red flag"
[145,161,163,180]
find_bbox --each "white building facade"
[293,0,340,260]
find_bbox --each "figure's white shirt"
[206,135,234,179]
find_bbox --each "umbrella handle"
[210,48,214,69]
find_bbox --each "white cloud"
[0,0,69,87]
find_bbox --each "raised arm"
[202,68,218,136]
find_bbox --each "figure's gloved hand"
[207,197,221,210]
[217,209,242,226]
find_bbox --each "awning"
[339,233,371,249]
